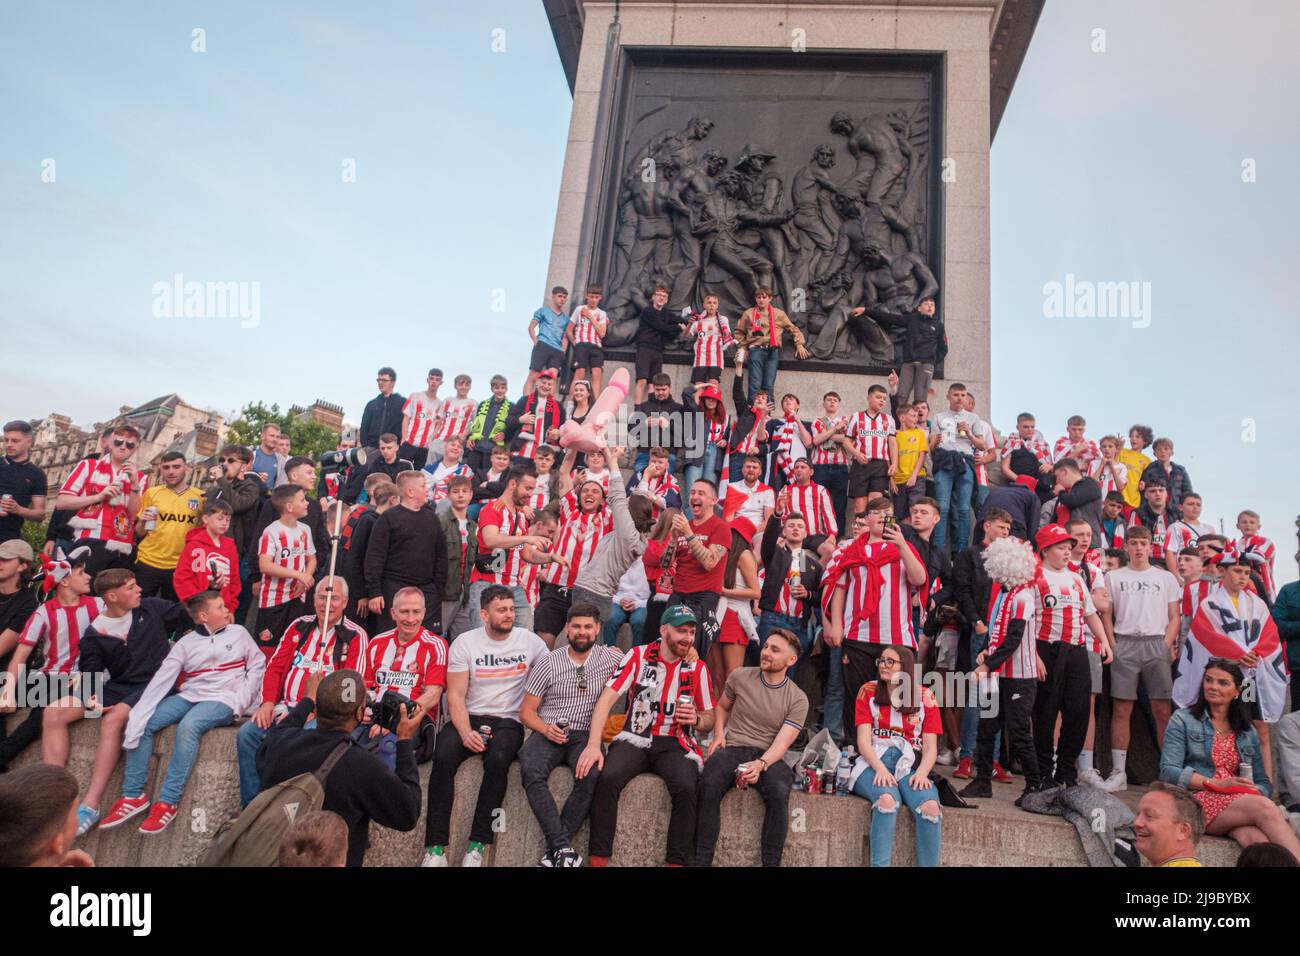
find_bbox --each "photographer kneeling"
[257,668,423,867]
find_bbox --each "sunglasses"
[219,457,241,465]
[112,438,137,450]
[576,665,587,692]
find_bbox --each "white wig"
[982,536,1039,588]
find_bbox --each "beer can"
[735,763,749,785]
[821,769,835,794]
[555,718,570,739]
[478,724,493,742]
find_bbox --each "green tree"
[226,402,341,462]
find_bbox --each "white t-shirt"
[90,612,132,639]
[448,626,549,718]
[1104,566,1180,637]
[930,409,979,455]
[734,480,775,528]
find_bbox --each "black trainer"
[959,778,993,799]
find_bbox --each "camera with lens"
[374,691,417,732]
[319,447,366,473]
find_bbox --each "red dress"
[1193,732,1247,825]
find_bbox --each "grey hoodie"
[573,467,648,598]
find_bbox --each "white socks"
[1111,749,1127,774]
[1078,750,1094,772]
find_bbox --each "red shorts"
[718,610,748,646]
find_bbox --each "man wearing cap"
[0,538,38,674]
[0,420,47,544]
[977,470,1041,542]
[1029,523,1111,790]
[578,602,715,867]
[505,369,566,468]
[525,286,571,395]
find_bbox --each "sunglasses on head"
[112,438,137,449]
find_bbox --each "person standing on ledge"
[525,286,570,395]
[360,367,405,455]
[735,286,808,404]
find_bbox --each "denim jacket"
[1159,707,1271,797]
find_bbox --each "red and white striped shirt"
[528,480,553,513]
[1180,578,1213,625]
[855,683,941,749]
[543,507,613,588]
[687,312,733,368]
[19,596,103,674]
[401,393,443,448]
[257,520,315,609]
[433,397,476,442]
[1236,535,1277,601]
[1001,434,1051,464]
[364,627,449,708]
[521,554,544,606]
[987,587,1040,678]
[1130,509,1172,559]
[847,410,896,462]
[1052,436,1102,475]
[607,644,716,738]
[1035,566,1099,650]
[1095,460,1129,497]
[270,616,369,706]
[515,396,562,461]
[773,550,811,617]
[60,458,136,547]
[1165,520,1211,557]
[786,481,838,538]
[471,500,530,587]
[634,470,680,518]
[568,306,608,346]
[811,417,851,466]
[838,540,920,647]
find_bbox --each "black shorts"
[635,346,664,382]
[571,343,604,371]
[534,580,572,636]
[254,597,309,649]
[848,458,892,498]
[529,341,565,373]
[691,365,722,383]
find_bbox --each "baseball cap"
[698,384,723,404]
[0,539,34,562]
[537,368,559,380]
[1035,523,1075,552]
[661,604,698,627]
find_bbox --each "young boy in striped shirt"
[566,285,608,397]
[685,294,734,385]
[255,484,317,653]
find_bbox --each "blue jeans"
[124,696,234,805]
[603,603,647,646]
[237,719,269,807]
[932,461,974,552]
[852,745,942,867]
[467,579,532,630]
[959,630,1001,759]
[746,346,780,402]
[758,611,811,675]
[821,639,845,744]
[683,443,721,520]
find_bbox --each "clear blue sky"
[2,0,1295,579]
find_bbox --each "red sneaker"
[953,757,974,779]
[993,762,1014,784]
[138,801,178,835]
[100,795,150,830]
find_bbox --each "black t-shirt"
[0,587,38,670]
[0,457,47,542]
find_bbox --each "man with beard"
[695,628,807,867]
[578,604,715,867]
[467,462,552,630]
[518,603,625,867]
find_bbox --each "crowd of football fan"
[2,283,1299,869]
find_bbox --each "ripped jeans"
[852,745,942,867]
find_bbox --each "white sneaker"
[462,846,485,867]
[1100,769,1127,792]
[1078,768,1106,789]
[935,747,956,767]
[420,849,448,868]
